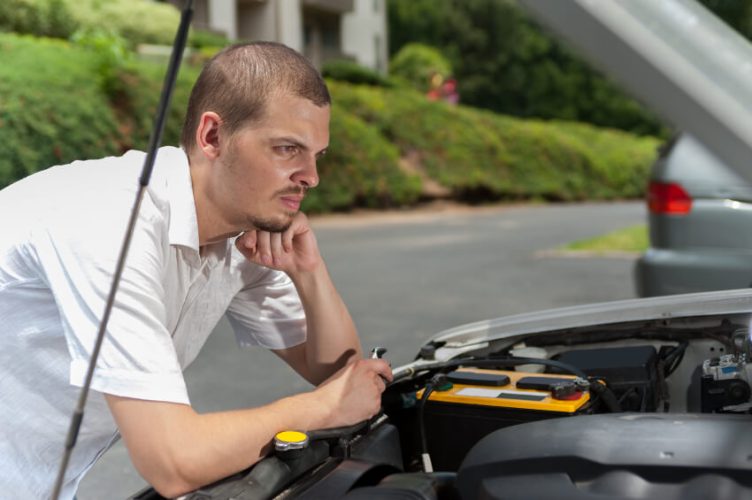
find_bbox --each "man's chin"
[249,213,295,233]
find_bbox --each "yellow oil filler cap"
[274,430,309,455]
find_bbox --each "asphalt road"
[78,200,644,498]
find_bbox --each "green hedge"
[322,59,392,87]
[303,105,422,213]
[1,33,658,211]
[327,80,659,201]
[0,34,419,212]
[107,59,199,151]
[0,32,202,187]
[0,0,225,48]
[0,34,121,184]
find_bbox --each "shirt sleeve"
[225,266,307,350]
[30,196,190,405]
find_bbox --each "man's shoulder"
[1,148,189,246]
[0,146,187,198]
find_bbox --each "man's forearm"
[107,390,332,498]
[107,356,391,498]
[290,261,362,384]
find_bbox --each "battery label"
[456,388,503,398]
[497,390,547,402]
[455,388,548,402]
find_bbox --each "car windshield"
[520,0,752,184]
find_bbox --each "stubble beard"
[249,187,306,232]
[248,213,294,233]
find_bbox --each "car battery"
[417,368,590,471]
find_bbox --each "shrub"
[70,28,132,95]
[188,29,231,50]
[327,80,659,202]
[0,0,76,39]
[67,0,181,47]
[303,105,422,213]
[388,0,667,137]
[106,59,199,151]
[322,59,392,87]
[0,33,200,188]
[0,33,121,186]
[0,0,182,47]
[389,43,452,93]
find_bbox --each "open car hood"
[423,288,752,357]
[520,0,752,186]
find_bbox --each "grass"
[563,224,648,254]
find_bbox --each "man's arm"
[110,213,389,498]
[106,357,391,498]
[236,212,361,385]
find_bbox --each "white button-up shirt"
[0,147,306,499]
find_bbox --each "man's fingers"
[282,226,294,253]
[360,358,393,383]
[269,233,284,266]
[237,231,257,253]
[256,231,272,266]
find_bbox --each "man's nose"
[293,155,319,189]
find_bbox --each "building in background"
[168,0,388,73]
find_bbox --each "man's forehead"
[252,96,330,147]
[265,90,329,116]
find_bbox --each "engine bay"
[130,312,752,499]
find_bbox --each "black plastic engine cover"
[457,413,752,500]
[553,345,660,411]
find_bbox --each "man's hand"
[235,213,321,277]
[305,358,393,429]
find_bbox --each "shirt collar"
[161,147,200,253]
[159,146,227,269]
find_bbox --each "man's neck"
[188,155,241,247]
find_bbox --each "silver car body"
[636,135,752,296]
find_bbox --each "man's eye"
[275,145,299,156]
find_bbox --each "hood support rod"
[51,2,194,498]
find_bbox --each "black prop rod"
[51,2,194,498]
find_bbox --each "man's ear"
[195,111,223,160]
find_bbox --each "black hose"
[418,382,435,457]
[589,379,621,412]
[307,420,369,441]
[417,373,447,472]
[662,341,689,377]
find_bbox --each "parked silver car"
[635,134,752,296]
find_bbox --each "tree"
[387,0,665,135]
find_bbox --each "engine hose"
[589,378,622,412]
[417,373,447,473]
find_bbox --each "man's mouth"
[280,195,303,211]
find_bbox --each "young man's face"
[216,92,330,233]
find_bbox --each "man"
[0,42,392,499]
